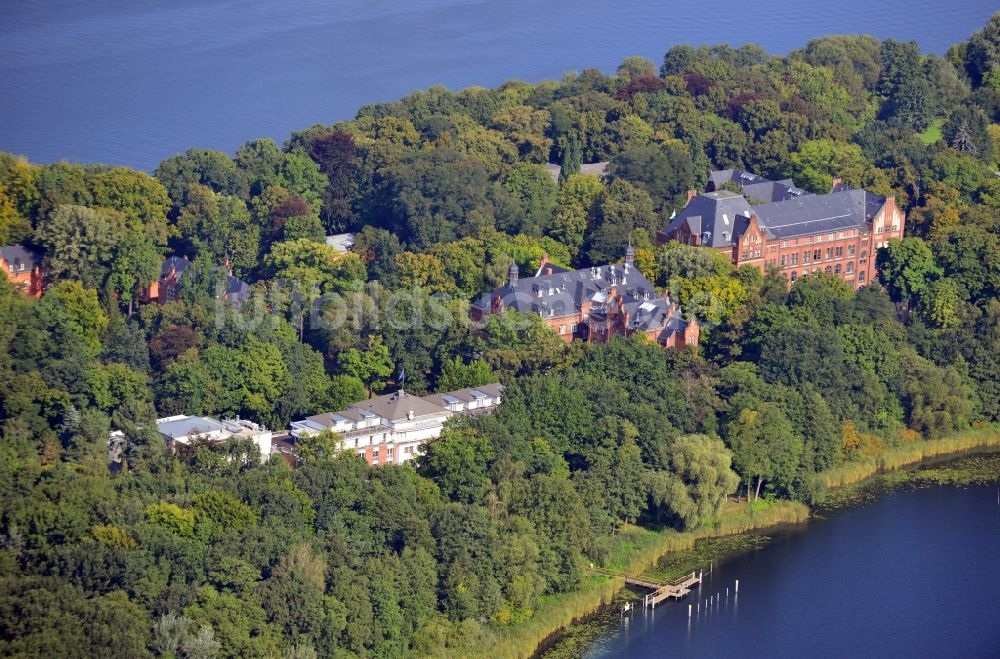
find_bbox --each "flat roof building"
[156,414,273,460]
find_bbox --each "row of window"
[779,246,865,267]
[781,229,858,248]
[370,445,418,464]
[558,323,579,335]
[787,266,866,282]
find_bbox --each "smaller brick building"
[659,171,905,289]
[139,255,252,308]
[471,248,698,349]
[0,245,45,297]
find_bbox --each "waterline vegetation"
[513,428,1000,659]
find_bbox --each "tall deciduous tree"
[34,204,125,288]
[108,228,162,316]
[876,237,942,307]
[337,336,394,397]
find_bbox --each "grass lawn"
[918,119,943,145]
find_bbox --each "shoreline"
[458,427,1000,659]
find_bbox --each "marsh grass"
[817,427,1000,490]
[478,427,1000,658]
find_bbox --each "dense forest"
[2,13,1000,658]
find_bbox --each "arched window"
[834,264,841,275]
[846,262,854,274]
[824,266,832,274]
[790,271,797,282]
[859,272,866,283]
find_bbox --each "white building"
[289,383,503,466]
[156,415,273,460]
[325,232,355,253]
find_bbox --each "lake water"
[1,0,996,171]
[586,483,1000,658]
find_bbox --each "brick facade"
[733,195,905,288]
[661,174,906,290]
[471,251,698,349]
[0,245,45,298]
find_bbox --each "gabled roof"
[709,169,807,202]
[160,256,190,279]
[0,245,41,271]
[669,171,889,243]
[225,275,252,305]
[341,390,449,423]
[663,191,754,248]
[422,383,504,409]
[473,261,659,318]
[753,188,884,239]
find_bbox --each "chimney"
[830,177,843,192]
[508,260,519,288]
[538,251,550,276]
[686,189,698,203]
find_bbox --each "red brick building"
[139,255,189,304]
[659,171,905,289]
[139,256,252,308]
[471,248,698,349]
[0,245,45,297]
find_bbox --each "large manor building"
[471,248,698,349]
[290,383,504,466]
[659,169,905,288]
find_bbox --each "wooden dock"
[589,567,701,608]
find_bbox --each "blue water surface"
[1,0,996,170]
[589,484,1000,658]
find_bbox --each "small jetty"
[589,567,701,608]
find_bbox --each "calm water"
[588,484,1000,658]
[1,0,996,170]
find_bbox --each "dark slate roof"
[708,169,807,202]
[0,245,40,271]
[534,262,572,277]
[753,188,885,239]
[473,261,661,319]
[224,275,252,307]
[160,256,190,280]
[663,190,754,248]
